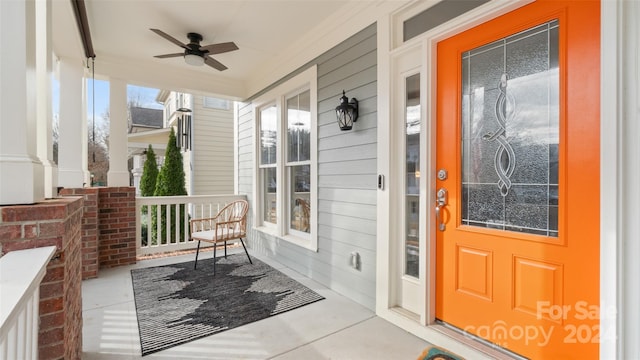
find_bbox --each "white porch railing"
[0,246,56,360]
[136,194,247,256]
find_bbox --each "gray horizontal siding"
[318,200,376,220]
[319,174,376,189]
[317,222,377,251]
[319,159,376,175]
[237,23,377,310]
[319,143,377,163]
[249,232,376,309]
[319,187,376,205]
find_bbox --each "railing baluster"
[174,203,179,244]
[156,204,161,247]
[0,247,56,360]
[28,293,37,359]
[184,201,189,243]
[166,204,171,245]
[145,209,151,248]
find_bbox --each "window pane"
[290,165,310,233]
[287,90,311,163]
[203,97,230,110]
[260,105,277,165]
[405,74,420,278]
[263,167,277,223]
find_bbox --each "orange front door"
[435,1,600,359]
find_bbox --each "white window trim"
[252,65,318,252]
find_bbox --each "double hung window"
[254,66,317,250]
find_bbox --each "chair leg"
[224,241,227,258]
[239,238,252,264]
[194,240,201,270]
[213,243,217,275]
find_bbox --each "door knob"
[435,188,448,231]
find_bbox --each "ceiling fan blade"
[204,56,228,71]
[150,28,189,50]
[154,53,184,59]
[199,42,239,55]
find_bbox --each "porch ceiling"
[52,0,386,100]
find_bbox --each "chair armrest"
[190,217,218,232]
[190,217,218,223]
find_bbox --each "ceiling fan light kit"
[150,28,238,71]
[184,53,204,66]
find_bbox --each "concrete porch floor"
[82,249,432,359]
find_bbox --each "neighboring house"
[145,90,235,196]
[128,91,234,196]
[127,106,167,194]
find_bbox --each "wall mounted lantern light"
[335,90,358,131]
[176,107,192,151]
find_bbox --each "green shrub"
[140,145,158,218]
[151,128,189,243]
[140,145,159,197]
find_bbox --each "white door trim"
[387,44,426,318]
[600,1,639,358]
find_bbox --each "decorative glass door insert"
[461,20,559,237]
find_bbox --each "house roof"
[155,90,171,104]
[130,107,163,130]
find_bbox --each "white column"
[57,57,87,188]
[0,0,44,205]
[36,0,57,198]
[131,154,143,195]
[107,78,130,186]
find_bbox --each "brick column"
[59,188,99,279]
[0,197,83,360]
[98,187,136,268]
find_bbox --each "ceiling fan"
[150,29,238,71]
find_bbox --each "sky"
[52,79,162,124]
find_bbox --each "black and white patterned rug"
[131,253,325,356]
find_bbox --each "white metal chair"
[190,199,252,274]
